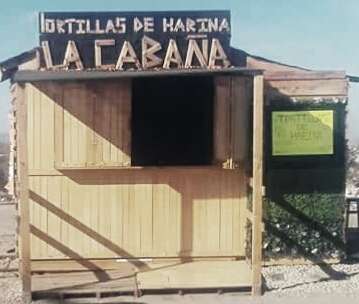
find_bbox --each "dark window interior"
[132,76,214,166]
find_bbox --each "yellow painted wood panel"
[28,169,247,260]
[26,81,131,170]
[25,79,248,261]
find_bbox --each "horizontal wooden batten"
[29,166,247,176]
[32,261,252,295]
[264,70,346,81]
[14,68,263,82]
[31,257,244,272]
[265,78,348,97]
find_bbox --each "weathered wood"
[213,76,251,169]
[231,77,251,167]
[264,70,346,80]
[36,80,132,169]
[23,75,252,292]
[32,261,251,294]
[213,77,231,166]
[0,48,40,81]
[14,68,262,83]
[16,83,32,303]
[251,74,264,296]
[30,256,243,272]
[246,55,348,98]
[28,170,247,259]
[266,78,348,97]
[53,83,64,167]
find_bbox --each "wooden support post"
[16,83,32,303]
[251,74,264,296]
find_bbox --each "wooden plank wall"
[29,80,132,169]
[247,56,348,98]
[25,80,249,260]
[213,76,251,169]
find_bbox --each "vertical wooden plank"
[85,83,95,166]
[180,172,193,256]
[251,74,264,296]
[61,176,69,255]
[110,83,120,163]
[101,85,112,164]
[121,177,131,256]
[90,180,99,255]
[28,177,35,258]
[99,181,112,256]
[139,175,153,256]
[31,176,40,258]
[40,84,54,170]
[68,177,80,254]
[220,170,233,253]
[63,85,71,167]
[17,83,32,303]
[231,77,250,166]
[163,175,172,254]
[205,172,220,253]
[153,173,170,256]
[53,82,64,168]
[33,85,41,170]
[110,177,121,250]
[233,170,245,256]
[115,83,123,164]
[121,79,131,166]
[46,176,61,257]
[237,170,248,256]
[78,84,88,166]
[83,179,92,257]
[93,84,104,165]
[213,77,231,167]
[40,177,48,257]
[169,174,181,254]
[27,85,34,170]
[70,86,80,165]
[192,174,203,254]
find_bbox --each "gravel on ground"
[263,263,359,298]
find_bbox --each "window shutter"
[213,76,251,169]
[54,79,132,168]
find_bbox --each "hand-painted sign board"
[39,11,231,71]
[272,110,334,156]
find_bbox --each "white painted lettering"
[116,41,141,70]
[163,39,183,68]
[63,40,84,70]
[95,39,115,68]
[142,35,162,69]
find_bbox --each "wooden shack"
[0,10,348,303]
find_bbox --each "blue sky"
[1,0,359,143]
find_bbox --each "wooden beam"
[265,78,348,98]
[16,83,32,303]
[264,70,346,81]
[251,74,264,296]
[0,48,40,82]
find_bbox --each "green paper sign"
[272,110,334,156]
